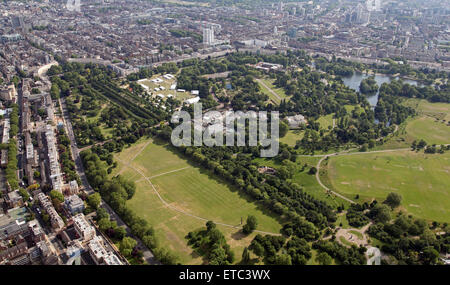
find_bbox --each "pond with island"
[341,72,422,107]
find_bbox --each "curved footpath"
[310,145,449,204]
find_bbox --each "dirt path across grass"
[117,143,281,236]
[311,145,450,205]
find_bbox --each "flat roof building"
[2,119,10,145]
[0,85,17,101]
[73,213,95,242]
[44,125,63,192]
[65,195,85,215]
[88,236,122,265]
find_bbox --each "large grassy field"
[406,116,450,145]
[112,139,282,264]
[403,99,450,144]
[326,150,450,223]
[403,99,450,121]
[381,99,450,149]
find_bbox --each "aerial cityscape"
[0,0,449,269]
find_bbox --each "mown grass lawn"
[405,116,450,145]
[112,139,282,264]
[336,213,351,229]
[403,98,450,121]
[150,167,282,233]
[339,236,356,247]
[376,99,450,150]
[280,130,305,147]
[326,150,450,223]
[348,230,363,239]
[317,114,334,130]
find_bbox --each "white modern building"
[65,195,85,215]
[366,0,382,12]
[2,119,10,144]
[73,213,95,242]
[185,96,200,105]
[203,28,215,46]
[88,236,122,265]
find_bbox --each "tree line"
[81,149,179,264]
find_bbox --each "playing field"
[403,99,450,121]
[326,150,450,222]
[112,139,282,264]
[404,99,450,144]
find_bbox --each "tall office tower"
[366,0,382,12]
[300,7,306,16]
[345,13,352,23]
[375,0,381,11]
[366,0,373,11]
[11,16,24,29]
[355,3,364,22]
[360,11,371,25]
[274,26,278,35]
[11,16,29,33]
[203,28,214,46]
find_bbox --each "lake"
[342,72,421,107]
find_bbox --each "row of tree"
[4,103,19,189]
[81,150,179,264]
